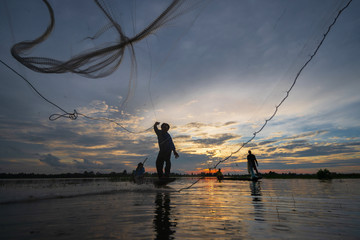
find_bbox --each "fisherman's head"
[248,150,252,154]
[161,123,170,132]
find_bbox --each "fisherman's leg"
[254,165,259,175]
[164,160,171,177]
[250,161,258,179]
[249,167,257,179]
[156,153,165,178]
[164,152,172,177]
[248,161,257,179]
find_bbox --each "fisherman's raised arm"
[154,122,160,133]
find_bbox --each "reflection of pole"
[153,192,176,239]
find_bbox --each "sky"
[0,0,359,175]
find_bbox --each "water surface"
[1,178,359,239]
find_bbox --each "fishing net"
[11,0,201,78]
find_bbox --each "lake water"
[1,178,359,239]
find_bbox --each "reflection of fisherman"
[133,162,145,182]
[249,181,263,221]
[216,168,224,181]
[154,192,176,239]
[247,150,259,179]
[154,122,179,178]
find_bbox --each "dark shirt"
[154,127,176,152]
[247,154,256,162]
[135,167,145,176]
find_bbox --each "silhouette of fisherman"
[247,150,259,179]
[133,162,145,183]
[216,168,224,181]
[154,122,179,179]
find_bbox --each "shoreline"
[1,172,360,180]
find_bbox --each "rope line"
[0,59,69,115]
[177,176,204,191]
[178,0,353,192]
[214,0,353,169]
[0,59,152,134]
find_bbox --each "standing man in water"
[154,122,179,178]
[247,150,259,179]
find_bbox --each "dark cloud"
[26,125,109,147]
[292,142,360,157]
[282,140,308,150]
[193,133,239,146]
[244,142,257,148]
[253,130,331,151]
[259,130,329,146]
[72,134,111,147]
[262,140,360,159]
[174,134,192,140]
[0,138,48,169]
[259,158,360,171]
[0,141,35,159]
[258,140,278,146]
[265,147,278,152]
[184,121,238,130]
[173,152,210,171]
[73,159,103,169]
[282,130,328,141]
[72,158,132,172]
[39,154,66,167]
[185,122,209,129]
[223,121,238,126]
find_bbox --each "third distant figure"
[247,150,259,179]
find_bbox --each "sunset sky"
[1,0,359,175]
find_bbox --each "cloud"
[258,158,360,171]
[291,142,360,158]
[256,130,328,147]
[174,134,192,140]
[73,158,104,169]
[283,130,328,141]
[39,154,66,167]
[258,140,278,146]
[223,121,238,126]
[193,133,239,146]
[258,139,360,161]
[184,122,209,129]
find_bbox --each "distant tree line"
[263,169,360,179]
[0,171,199,179]
[0,171,128,179]
[1,169,359,179]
